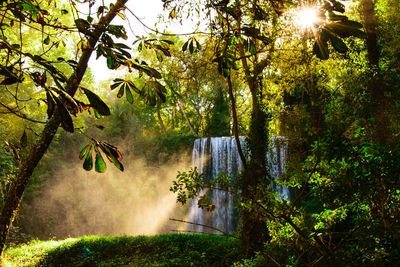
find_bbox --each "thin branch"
[169,218,230,236]
[125,7,210,36]
[0,102,46,124]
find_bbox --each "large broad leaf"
[130,62,162,79]
[82,88,111,116]
[182,40,189,51]
[53,92,74,132]
[108,25,128,40]
[106,56,117,69]
[329,33,348,53]
[50,86,80,115]
[99,142,124,171]
[117,85,124,98]
[126,87,133,104]
[46,91,55,118]
[326,21,366,38]
[189,40,194,54]
[94,146,106,173]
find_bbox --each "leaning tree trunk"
[0,0,128,258]
[241,78,271,252]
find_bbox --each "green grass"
[4,234,245,266]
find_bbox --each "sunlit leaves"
[134,37,174,62]
[130,61,162,79]
[111,78,139,104]
[182,38,201,54]
[99,142,124,171]
[79,142,123,172]
[141,81,167,106]
[305,1,366,60]
[169,8,176,19]
[107,25,127,40]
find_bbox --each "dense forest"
[1,0,400,266]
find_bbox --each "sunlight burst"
[296,7,319,29]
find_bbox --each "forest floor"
[4,234,244,266]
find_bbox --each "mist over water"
[24,155,190,239]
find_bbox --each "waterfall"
[187,136,288,234]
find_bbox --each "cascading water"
[187,136,288,234]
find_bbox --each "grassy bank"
[4,234,244,266]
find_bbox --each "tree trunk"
[156,102,167,134]
[240,74,271,252]
[361,0,388,143]
[227,75,247,169]
[0,0,128,258]
[177,98,197,136]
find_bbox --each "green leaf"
[82,88,111,116]
[99,142,124,171]
[326,21,366,38]
[46,91,55,118]
[328,12,348,21]
[44,35,50,45]
[108,25,127,40]
[249,40,256,55]
[20,130,27,148]
[189,40,194,54]
[182,40,189,52]
[329,34,348,53]
[94,110,101,119]
[110,79,123,90]
[127,80,140,93]
[53,93,74,132]
[196,39,201,51]
[126,87,133,104]
[117,85,124,98]
[96,44,103,59]
[94,146,106,173]
[83,145,93,171]
[156,51,163,62]
[79,144,91,159]
[106,56,117,69]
